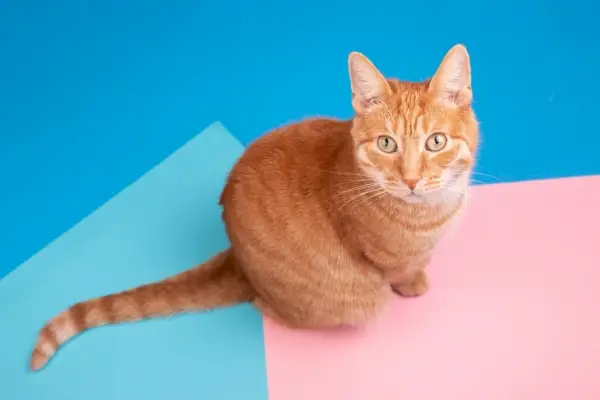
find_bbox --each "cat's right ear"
[348,52,390,114]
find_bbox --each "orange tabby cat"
[30,44,478,371]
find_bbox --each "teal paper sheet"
[0,122,268,400]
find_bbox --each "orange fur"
[30,44,478,371]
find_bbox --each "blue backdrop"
[1,0,598,278]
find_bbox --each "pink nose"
[402,178,419,190]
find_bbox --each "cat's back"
[222,118,351,200]
[237,117,350,173]
[220,117,351,246]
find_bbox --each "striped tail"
[30,248,253,371]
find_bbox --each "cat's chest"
[375,203,464,255]
[389,224,441,256]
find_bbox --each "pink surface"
[263,176,600,400]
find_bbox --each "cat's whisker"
[384,185,408,197]
[334,178,374,187]
[334,181,377,192]
[336,182,381,196]
[334,178,378,187]
[308,167,371,178]
[334,187,386,216]
[353,188,389,209]
[336,187,385,206]
[472,171,500,181]
[423,180,443,191]
[469,178,486,185]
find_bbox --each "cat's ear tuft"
[429,44,472,108]
[348,52,390,114]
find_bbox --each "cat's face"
[348,45,478,204]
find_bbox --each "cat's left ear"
[429,44,472,108]
[348,52,391,114]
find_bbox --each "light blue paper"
[0,122,268,400]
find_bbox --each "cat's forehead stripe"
[384,120,396,136]
[395,118,404,135]
[385,114,424,137]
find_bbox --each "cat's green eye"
[425,133,448,152]
[377,136,398,153]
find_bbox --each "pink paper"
[263,176,600,400]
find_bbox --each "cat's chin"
[388,188,464,206]
[386,190,428,204]
[399,193,426,204]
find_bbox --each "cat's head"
[348,45,478,204]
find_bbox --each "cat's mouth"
[386,187,425,202]
[401,192,425,204]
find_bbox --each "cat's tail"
[29,248,252,371]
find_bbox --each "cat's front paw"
[392,270,429,297]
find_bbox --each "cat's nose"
[402,178,419,190]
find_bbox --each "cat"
[30,44,478,371]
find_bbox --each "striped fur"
[30,250,252,370]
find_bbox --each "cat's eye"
[377,136,398,153]
[425,133,448,152]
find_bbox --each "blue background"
[1,0,598,278]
